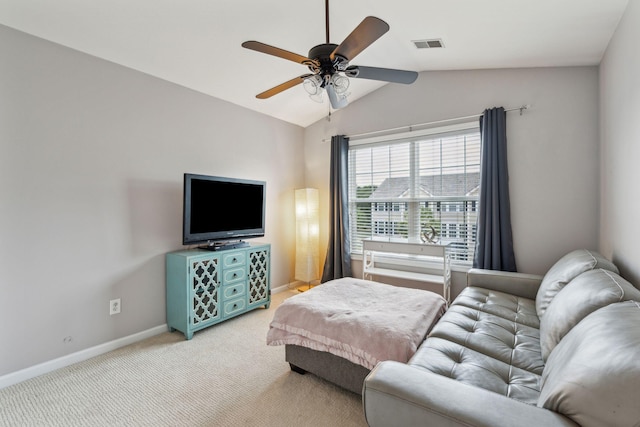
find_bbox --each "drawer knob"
[233,289,237,293]
[233,258,237,262]
[233,304,237,309]
[233,273,237,278]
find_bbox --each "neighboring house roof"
[369,172,480,198]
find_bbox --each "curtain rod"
[322,104,530,142]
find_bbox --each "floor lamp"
[295,188,319,291]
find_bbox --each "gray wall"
[304,66,601,293]
[0,25,304,376]
[599,0,640,286]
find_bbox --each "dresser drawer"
[223,267,246,284]
[223,298,247,318]
[222,283,246,299]
[223,252,246,268]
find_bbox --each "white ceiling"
[0,0,629,127]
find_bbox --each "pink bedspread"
[267,277,447,370]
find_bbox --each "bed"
[267,277,447,394]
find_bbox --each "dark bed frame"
[285,344,371,395]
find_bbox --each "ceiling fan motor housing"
[307,43,347,81]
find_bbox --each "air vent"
[412,39,445,49]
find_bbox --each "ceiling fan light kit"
[303,75,324,103]
[241,0,418,110]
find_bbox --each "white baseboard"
[0,324,168,390]
[2,284,298,389]
[270,283,294,294]
[270,281,317,293]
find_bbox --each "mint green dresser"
[166,244,270,339]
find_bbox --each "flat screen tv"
[183,173,266,249]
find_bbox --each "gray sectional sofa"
[363,249,640,427]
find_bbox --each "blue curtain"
[321,135,352,282]
[473,107,517,271]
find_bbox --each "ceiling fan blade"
[345,66,418,84]
[242,41,316,66]
[326,84,349,109]
[256,74,313,99]
[330,16,389,62]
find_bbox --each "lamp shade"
[295,188,320,283]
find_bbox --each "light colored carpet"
[0,291,367,427]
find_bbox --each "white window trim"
[349,121,479,147]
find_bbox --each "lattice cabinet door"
[248,246,270,309]
[189,256,221,330]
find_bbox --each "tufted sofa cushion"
[409,286,544,405]
[535,249,618,317]
[426,304,544,374]
[539,268,640,361]
[451,286,540,328]
[538,301,640,427]
[411,337,542,404]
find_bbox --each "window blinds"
[348,126,481,263]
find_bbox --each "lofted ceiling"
[0,0,629,127]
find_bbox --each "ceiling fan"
[241,0,418,109]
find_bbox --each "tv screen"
[183,173,266,247]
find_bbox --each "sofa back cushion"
[539,269,640,361]
[535,249,618,317]
[538,301,640,427]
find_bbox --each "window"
[348,123,481,264]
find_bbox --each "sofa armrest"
[363,361,577,427]
[466,268,543,300]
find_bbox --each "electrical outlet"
[110,298,121,315]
